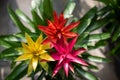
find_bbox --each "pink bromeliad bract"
[51,36,88,77]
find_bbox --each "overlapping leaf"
[7,7,30,33]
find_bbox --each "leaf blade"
[77,7,97,34]
[7,6,30,33]
[63,0,76,18]
[15,9,36,31]
[5,62,27,80]
[75,65,98,80]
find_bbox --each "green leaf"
[0,39,13,48]
[75,33,110,48]
[81,52,110,63]
[97,7,111,16]
[15,32,39,41]
[5,62,27,80]
[112,24,120,42]
[38,0,44,19]
[89,40,108,49]
[7,6,30,33]
[87,56,110,63]
[77,7,97,34]
[97,0,110,5]
[110,42,120,55]
[31,9,44,34]
[15,9,36,31]
[99,0,118,8]
[88,33,110,41]
[31,9,45,26]
[0,32,37,48]
[0,32,40,48]
[63,0,76,18]
[107,21,118,34]
[41,0,53,20]
[11,61,17,69]
[87,64,98,70]
[0,48,22,60]
[75,32,89,48]
[0,32,39,44]
[0,39,21,48]
[0,34,24,42]
[37,70,46,80]
[31,0,41,10]
[95,40,107,47]
[68,72,75,80]
[77,32,89,42]
[75,65,98,80]
[85,15,111,32]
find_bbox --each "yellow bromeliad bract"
[15,33,54,75]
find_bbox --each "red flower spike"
[38,11,80,43]
[51,37,88,77]
[62,22,80,32]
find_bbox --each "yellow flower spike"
[15,53,33,61]
[25,33,35,47]
[15,33,54,75]
[42,44,51,50]
[21,42,31,53]
[35,34,43,48]
[39,53,54,61]
[38,50,47,54]
[32,56,38,71]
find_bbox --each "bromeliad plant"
[0,0,110,80]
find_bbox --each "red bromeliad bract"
[51,36,88,77]
[38,11,80,43]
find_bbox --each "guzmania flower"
[15,33,54,75]
[38,11,80,43]
[51,36,88,77]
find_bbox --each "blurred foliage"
[96,0,120,78]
